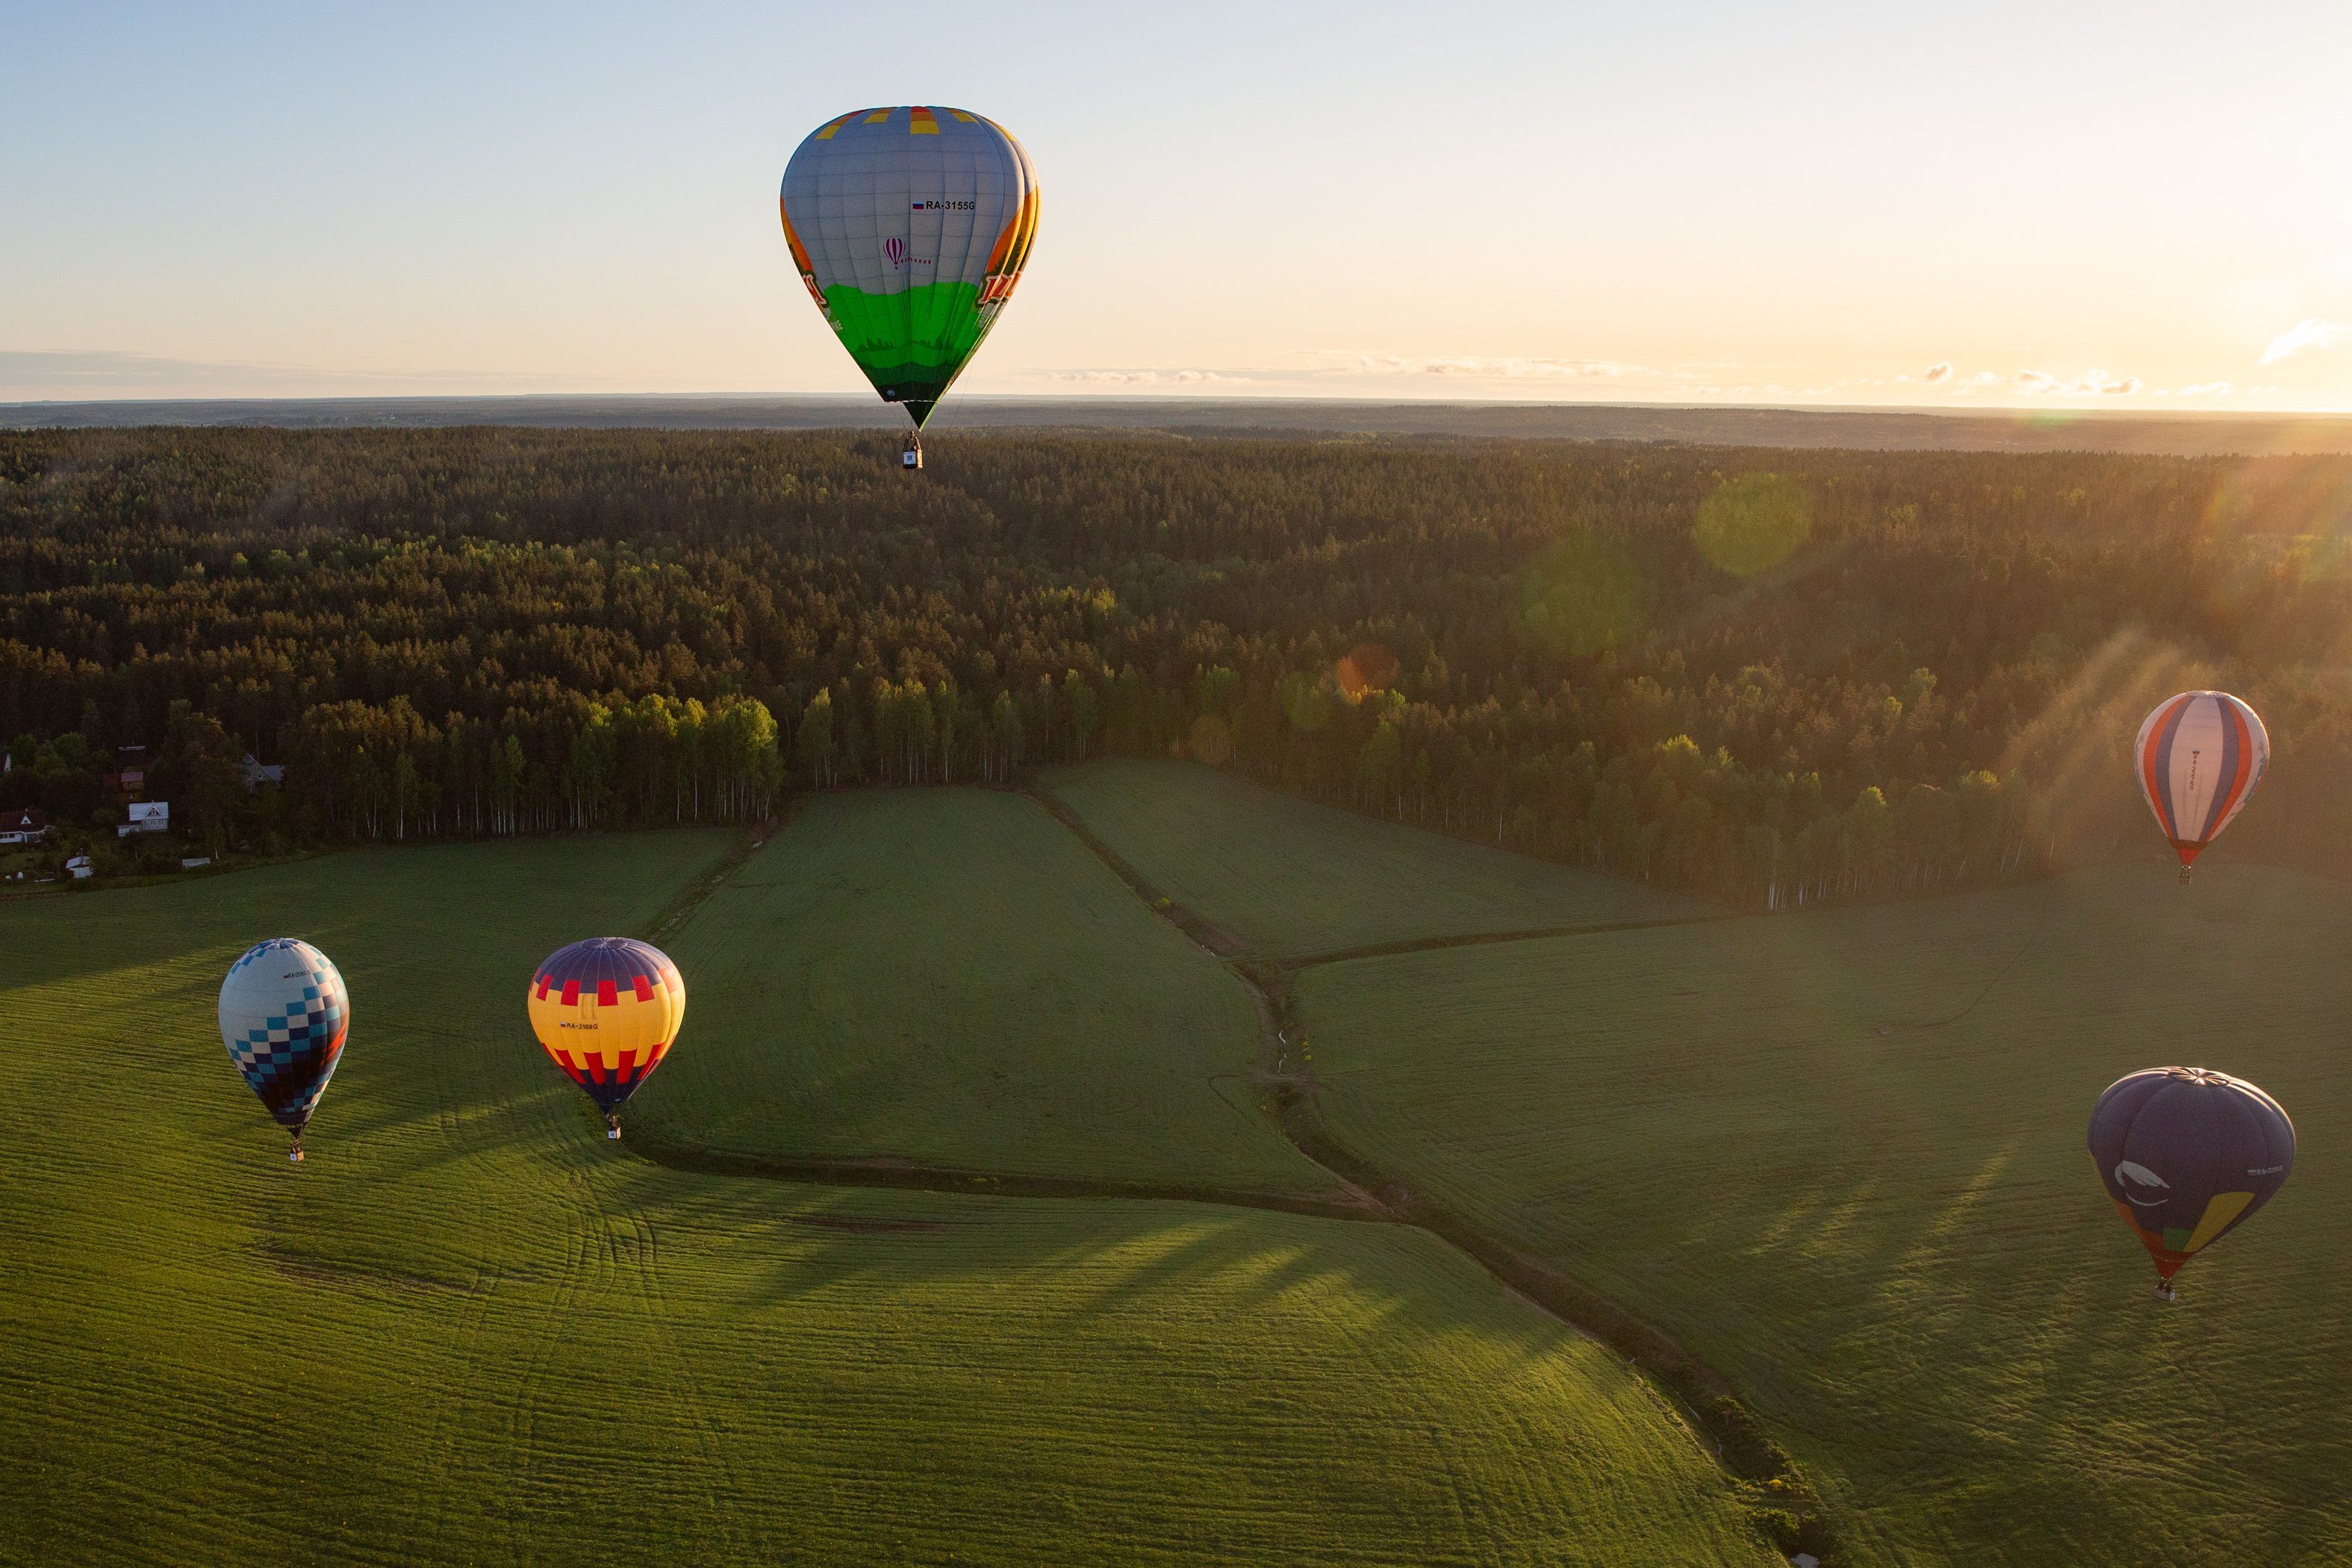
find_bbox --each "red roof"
[0,808,49,832]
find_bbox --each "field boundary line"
[1275,912,1752,971]
[618,1138,1390,1220]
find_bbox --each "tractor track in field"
[618,788,1832,1556]
[1021,783,1834,1553]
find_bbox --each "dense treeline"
[5,426,2352,903]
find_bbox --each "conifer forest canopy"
[7,426,2352,905]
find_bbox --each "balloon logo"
[527,938,685,1141]
[218,938,349,1162]
[780,105,1040,433]
[2112,1161,2169,1205]
[2087,1066,2293,1299]
[2135,691,2268,883]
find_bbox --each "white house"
[119,800,169,837]
[0,807,50,845]
[67,855,93,880]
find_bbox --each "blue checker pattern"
[220,939,349,1131]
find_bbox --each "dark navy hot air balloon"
[526,938,685,1140]
[218,938,349,1162]
[2088,1067,2293,1300]
[2135,691,2268,883]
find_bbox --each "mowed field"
[630,788,1326,1189]
[0,824,1775,1566]
[1294,862,2352,1567]
[1042,759,1712,958]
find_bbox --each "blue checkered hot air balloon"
[218,938,349,1162]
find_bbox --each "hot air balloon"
[526,938,685,1140]
[2087,1066,2293,1301]
[218,938,349,1162]
[2135,690,2268,883]
[780,105,1040,467]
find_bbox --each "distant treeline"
[5,426,2352,902]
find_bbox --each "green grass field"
[629,788,1327,1190]
[1041,759,1712,959]
[0,824,1774,1566]
[1296,859,2352,1567]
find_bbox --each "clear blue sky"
[7,1,2351,408]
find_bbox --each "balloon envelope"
[527,938,685,1112]
[2087,1066,2293,1281]
[780,105,1040,429]
[2135,691,2268,868]
[218,938,349,1131]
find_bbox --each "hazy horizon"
[8,1,2351,411]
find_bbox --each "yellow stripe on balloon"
[2183,1190,2255,1253]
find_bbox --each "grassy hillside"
[1296,859,2352,1567]
[1042,759,1712,959]
[629,788,1327,1190]
[0,830,1773,1567]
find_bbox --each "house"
[102,745,152,799]
[240,754,284,790]
[118,800,169,837]
[0,807,50,845]
[67,855,93,880]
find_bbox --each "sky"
[6,1,2352,410]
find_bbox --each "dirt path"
[1018,782,1832,1552]
[616,787,1830,1554]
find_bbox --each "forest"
[4,425,2351,905]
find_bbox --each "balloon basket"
[288,1147,305,1163]
[607,1127,622,1140]
[2177,865,2194,886]
[901,436,922,470]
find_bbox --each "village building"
[119,800,169,837]
[0,807,52,844]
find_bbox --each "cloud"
[0,349,563,399]
[1302,350,1646,379]
[2013,367,2141,396]
[1039,367,1250,386]
[2167,381,2234,396]
[1923,362,1953,384]
[2259,318,2351,364]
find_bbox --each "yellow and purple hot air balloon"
[526,938,685,1140]
[2088,1066,2293,1301]
[2135,690,2268,883]
[780,105,1040,465]
[218,938,349,1162]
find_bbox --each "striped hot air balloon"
[527,939,686,1140]
[2135,691,2268,883]
[218,938,349,1161]
[780,106,1040,458]
[2088,1066,2294,1299]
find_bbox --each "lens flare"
[1517,532,1645,657]
[1334,643,1399,699]
[1694,473,1811,577]
[1279,671,1334,731]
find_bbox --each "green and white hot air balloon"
[780,106,1040,459]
